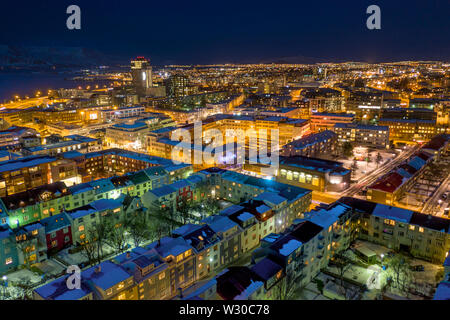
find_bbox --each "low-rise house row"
[31,172,313,300]
[367,133,449,205]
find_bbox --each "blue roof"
[220,204,244,216]
[155,237,192,258]
[82,261,131,291]
[251,257,283,281]
[92,197,123,211]
[62,151,84,159]
[202,215,238,234]
[40,212,71,233]
[0,226,14,239]
[34,275,91,300]
[170,179,191,190]
[305,203,351,229]
[444,253,450,267]
[254,192,287,205]
[111,121,148,130]
[408,156,426,171]
[173,224,202,237]
[67,205,97,220]
[23,222,43,233]
[151,185,176,197]
[434,282,450,300]
[372,204,414,223]
[0,156,55,173]
[236,211,254,222]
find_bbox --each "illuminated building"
[333,123,389,148]
[165,74,190,98]
[105,121,150,150]
[377,118,437,143]
[23,135,102,156]
[280,130,338,157]
[131,57,153,95]
[0,156,79,197]
[0,126,39,147]
[275,156,351,192]
[100,106,145,122]
[310,112,355,132]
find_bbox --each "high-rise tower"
[131,57,153,95]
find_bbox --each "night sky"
[1,0,449,64]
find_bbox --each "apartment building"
[23,135,102,157]
[33,260,137,300]
[310,112,355,132]
[333,123,389,149]
[340,197,450,264]
[378,118,438,143]
[280,130,338,157]
[0,126,39,148]
[31,170,312,300]
[105,121,150,149]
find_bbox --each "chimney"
[178,287,183,299]
[95,265,102,273]
[126,251,131,259]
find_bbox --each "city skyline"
[0,0,449,305]
[1,0,449,65]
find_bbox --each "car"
[410,265,425,272]
[441,193,447,200]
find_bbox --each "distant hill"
[0,45,124,70]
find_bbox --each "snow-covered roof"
[234,280,264,300]
[236,211,255,222]
[372,204,414,223]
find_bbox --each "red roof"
[422,134,449,151]
[369,172,404,193]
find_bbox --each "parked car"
[410,265,425,272]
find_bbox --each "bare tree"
[149,201,182,234]
[15,236,35,270]
[375,152,383,168]
[270,271,301,300]
[104,219,128,254]
[89,217,112,264]
[127,210,153,248]
[386,255,411,294]
[80,234,99,267]
[333,254,353,300]
[177,198,193,225]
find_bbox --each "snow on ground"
[338,149,396,181]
